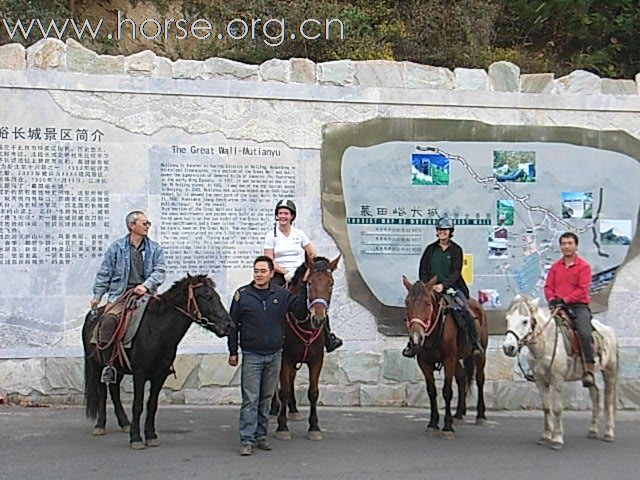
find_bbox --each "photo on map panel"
[410,152,450,186]
[493,150,536,182]
[562,192,593,219]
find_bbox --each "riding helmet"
[275,199,297,221]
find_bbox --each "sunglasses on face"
[139,221,152,227]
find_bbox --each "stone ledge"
[2,40,636,96]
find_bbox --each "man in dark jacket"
[228,255,307,456]
[403,216,483,358]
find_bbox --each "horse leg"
[536,381,553,445]
[276,361,292,440]
[549,382,564,450]
[441,357,456,438]
[129,374,146,449]
[453,361,466,425]
[269,389,280,417]
[602,361,617,442]
[108,375,130,433]
[307,357,323,441]
[475,355,487,425]
[418,356,439,433]
[587,379,601,440]
[143,375,165,447]
[93,381,108,436]
[287,369,300,418]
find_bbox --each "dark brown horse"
[83,275,234,449]
[402,275,488,437]
[275,255,340,441]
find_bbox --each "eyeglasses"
[253,269,271,274]
[140,221,152,227]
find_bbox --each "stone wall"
[1,38,639,410]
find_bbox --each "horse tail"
[84,352,99,420]
[82,310,100,420]
[464,356,475,398]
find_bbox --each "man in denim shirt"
[228,255,307,456]
[91,210,166,383]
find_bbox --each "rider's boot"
[324,316,343,353]
[464,311,483,358]
[402,341,417,358]
[582,362,595,388]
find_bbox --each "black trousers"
[568,304,594,363]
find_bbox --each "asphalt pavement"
[1,404,638,480]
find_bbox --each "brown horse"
[402,275,488,437]
[275,255,340,441]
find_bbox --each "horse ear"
[530,297,540,309]
[425,275,438,288]
[187,272,192,279]
[329,254,341,271]
[402,275,413,291]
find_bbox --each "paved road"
[1,405,638,480]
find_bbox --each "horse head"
[182,274,234,337]
[304,255,340,330]
[402,275,439,349]
[502,294,543,357]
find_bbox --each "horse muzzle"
[410,330,425,349]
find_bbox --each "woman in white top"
[264,199,342,352]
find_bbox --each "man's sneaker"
[256,438,272,451]
[100,365,117,384]
[402,343,417,358]
[240,444,253,456]
[325,333,343,353]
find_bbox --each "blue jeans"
[239,350,282,445]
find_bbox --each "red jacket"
[543,255,592,304]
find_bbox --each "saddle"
[554,308,600,360]
[91,295,150,368]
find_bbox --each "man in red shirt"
[543,232,595,387]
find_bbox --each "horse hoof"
[288,412,304,422]
[426,427,440,437]
[549,441,563,451]
[453,417,465,426]
[475,418,487,427]
[587,430,599,440]
[275,431,291,441]
[537,436,550,446]
[120,425,130,433]
[441,431,455,440]
[92,427,106,436]
[602,434,615,443]
[130,442,146,450]
[145,438,160,447]
[307,431,323,441]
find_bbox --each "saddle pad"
[122,295,151,348]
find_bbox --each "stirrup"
[101,365,117,384]
[582,372,595,388]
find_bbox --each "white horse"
[502,295,618,450]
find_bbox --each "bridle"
[505,301,560,382]
[172,281,220,330]
[405,286,443,340]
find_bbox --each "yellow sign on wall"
[462,253,473,285]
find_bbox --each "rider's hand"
[133,284,148,296]
[90,299,99,309]
[549,298,563,309]
[433,283,444,293]
[284,270,295,283]
[228,355,238,367]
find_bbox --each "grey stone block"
[198,354,238,387]
[259,58,290,82]
[489,61,520,92]
[404,62,453,90]
[554,70,602,94]
[44,357,84,392]
[319,385,360,406]
[339,351,381,383]
[163,354,199,390]
[354,60,404,88]
[203,57,258,80]
[317,60,357,86]
[381,349,420,382]
[520,73,554,94]
[289,58,316,84]
[360,384,406,406]
[124,50,156,75]
[601,78,637,95]
[0,43,26,70]
[172,59,205,79]
[26,39,66,70]
[453,68,489,91]
[0,359,46,395]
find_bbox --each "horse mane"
[410,280,425,302]
[506,295,550,327]
[310,256,331,272]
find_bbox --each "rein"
[169,282,219,330]
[286,313,324,369]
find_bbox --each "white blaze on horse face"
[410,328,424,348]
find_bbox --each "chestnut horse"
[275,255,340,441]
[402,275,488,437]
